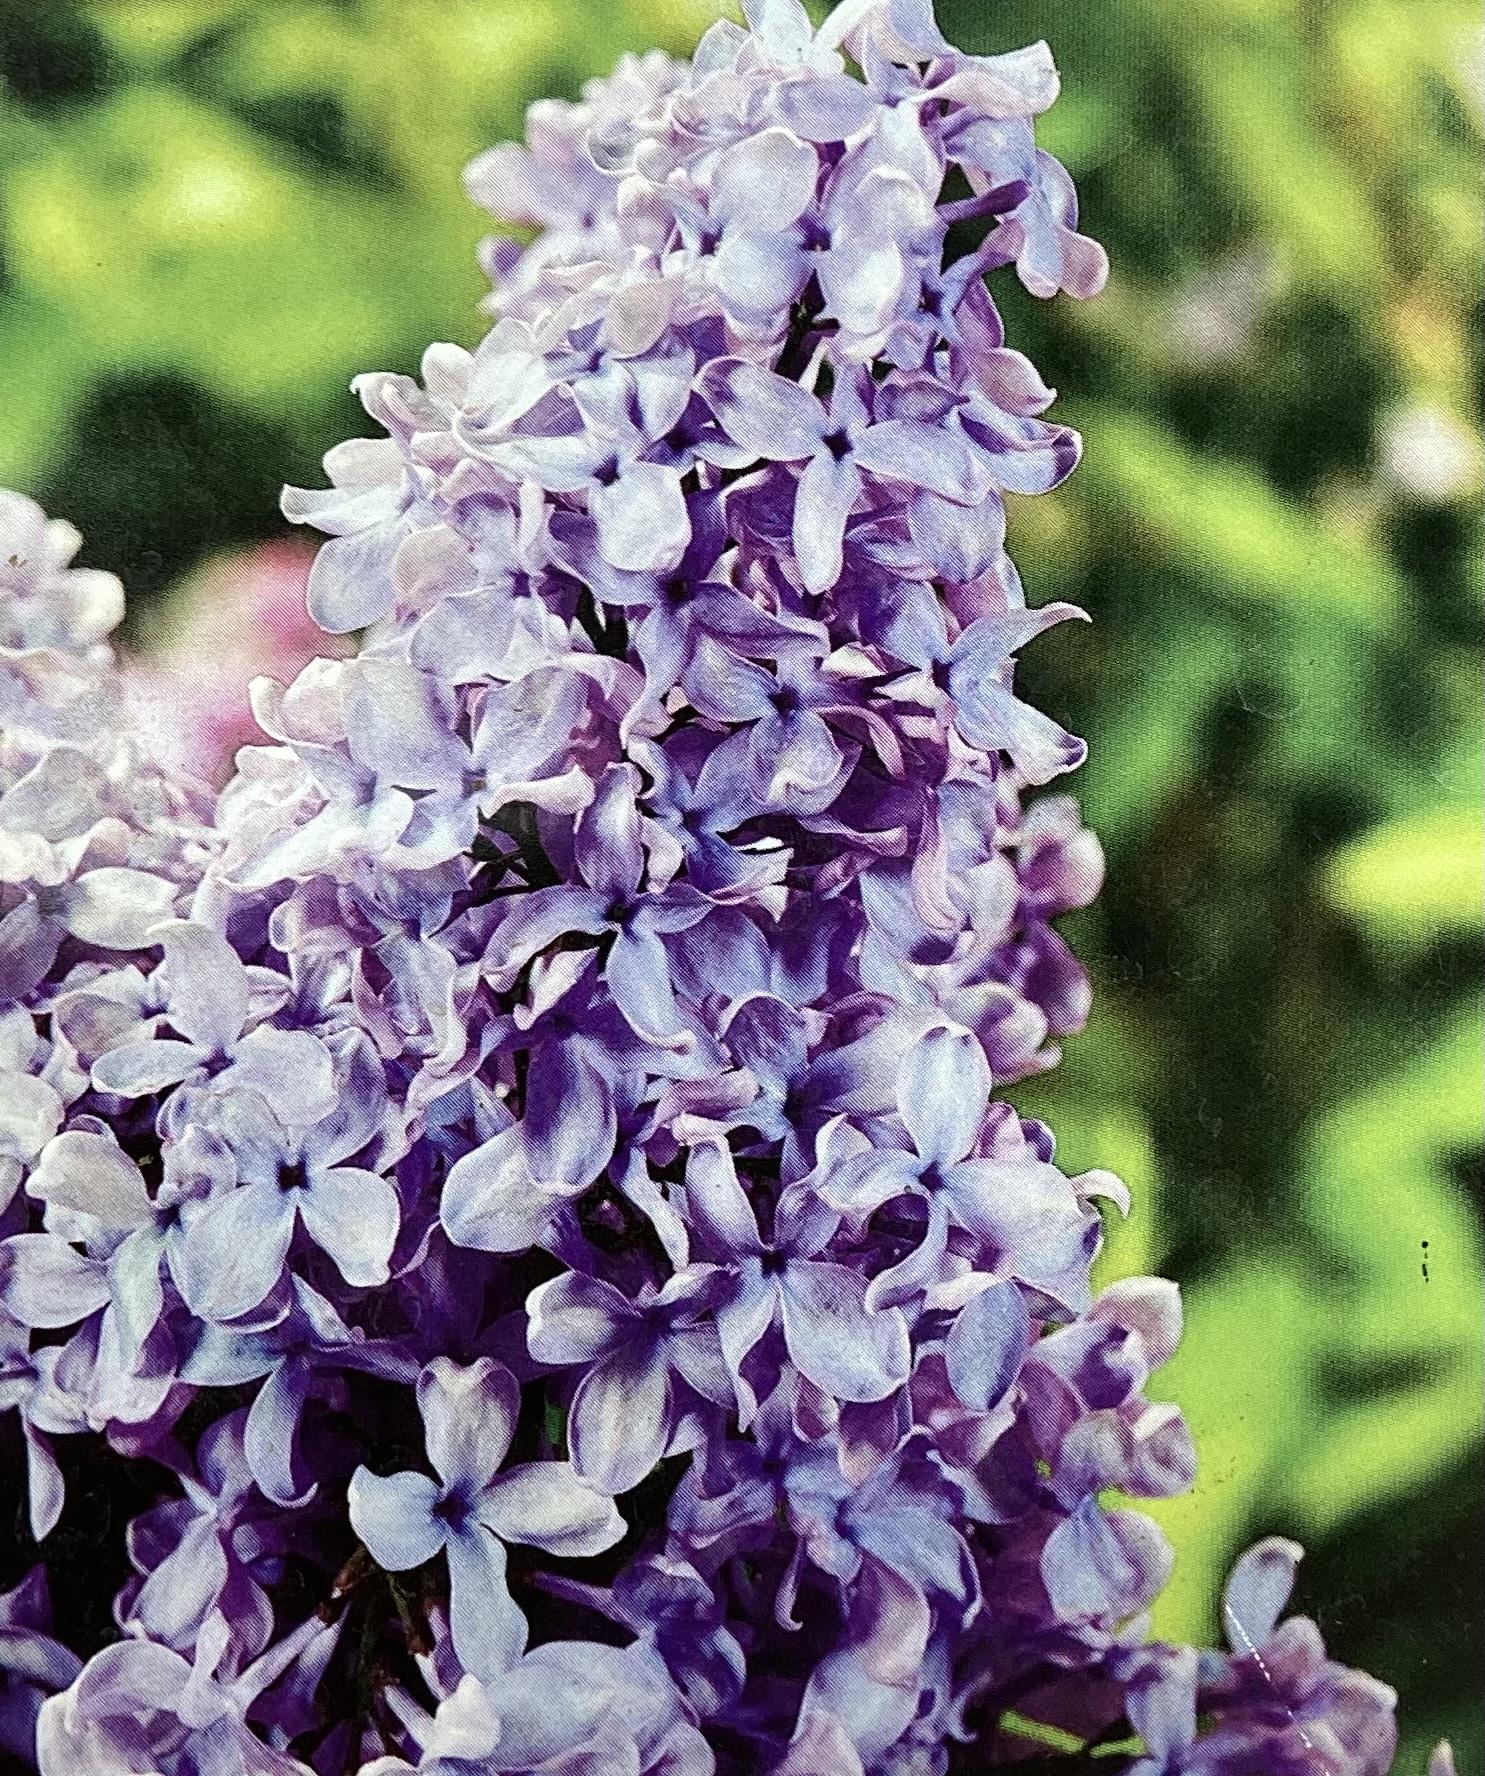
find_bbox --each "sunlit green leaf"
[1325,807,1484,943]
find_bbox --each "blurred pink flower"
[123,540,351,785]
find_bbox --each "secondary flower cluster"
[0,1,1414,1772]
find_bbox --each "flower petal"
[222,1029,336,1125]
[569,1350,673,1495]
[29,1130,151,1230]
[482,888,611,990]
[574,763,646,902]
[442,1126,561,1254]
[792,451,861,595]
[304,520,401,634]
[59,870,176,952]
[607,927,690,1048]
[479,1461,625,1556]
[0,1234,109,1329]
[523,1045,617,1195]
[863,1194,950,1311]
[0,1074,64,1170]
[945,1277,1031,1412]
[155,920,250,1052]
[298,1166,399,1289]
[417,1356,519,1492]
[108,1228,166,1362]
[526,1272,638,1366]
[348,1466,446,1571]
[897,1024,989,1167]
[90,1038,206,1099]
[778,1262,909,1402]
[592,462,690,574]
[819,1148,922,1217]
[446,1525,527,1681]
[696,359,825,461]
[245,1357,316,1507]
[684,1138,763,1258]
[715,1273,780,1423]
[1223,1537,1303,1654]
[1041,1496,1168,1623]
[852,420,987,503]
[712,129,818,231]
[176,1182,294,1321]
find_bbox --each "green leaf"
[1324,806,1484,945]
[1077,409,1403,634]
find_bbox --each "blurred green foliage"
[1,0,1480,1768]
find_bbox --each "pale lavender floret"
[116,1410,270,1660]
[367,1634,714,1775]
[819,1021,1088,1306]
[348,1357,623,1681]
[0,1321,89,1540]
[25,1123,221,1362]
[279,364,456,636]
[0,1230,111,1335]
[682,1135,910,1416]
[0,854,177,1009]
[670,128,821,331]
[697,358,989,594]
[632,728,788,894]
[482,763,711,1047]
[173,1072,400,1321]
[478,414,692,579]
[714,992,911,1175]
[35,1614,339,1776]
[181,1274,417,1508]
[569,1553,748,1719]
[549,493,827,737]
[527,1268,732,1492]
[680,643,866,812]
[1115,1540,1400,1775]
[0,493,124,662]
[88,922,334,1120]
[0,1012,67,1214]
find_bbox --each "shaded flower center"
[432,1487,473,1531]
[800,216,830,253]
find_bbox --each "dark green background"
[1,2,1479,1768]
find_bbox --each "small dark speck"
[1421,1239,1429,1282]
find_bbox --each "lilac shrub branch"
[0,1,1424,1772]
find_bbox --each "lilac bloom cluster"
[0,2,1421,1771]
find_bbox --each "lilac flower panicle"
[0,3,1420,1773]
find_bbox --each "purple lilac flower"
[526,1268,732,1492]
[0,1,1412,1772]
[347,1357,623,1680]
